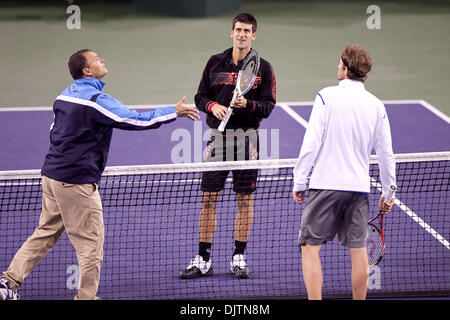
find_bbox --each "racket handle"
[218,90,238,132]
[384,185,397,204]
[218,107,233,132]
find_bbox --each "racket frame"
[218,50,260,132]
[367,185,396,266]
[368,210,385,267]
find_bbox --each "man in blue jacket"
[0,49,199,300]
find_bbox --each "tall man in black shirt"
[179,13,276,279]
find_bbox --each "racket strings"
[237,50,260,95]
[238,72,255,92]
[367,224,384,265]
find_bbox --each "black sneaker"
[229,254,251,279]
[179,255,213,279]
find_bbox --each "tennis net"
[0,152,449,299]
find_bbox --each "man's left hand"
[293,190,305,205]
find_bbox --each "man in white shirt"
[292,45,396,300]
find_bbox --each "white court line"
[1,99,448,121]
[370,178,450,250]
[281,99,450,123]
[278,99,450,128]
[278,103,309,128]
[417,100,450,124]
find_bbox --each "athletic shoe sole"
[179,267,214,279]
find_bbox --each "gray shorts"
[298,189,369,248]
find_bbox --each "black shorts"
[298,189,370,248]
[201,129,259,194]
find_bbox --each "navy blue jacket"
[41,78,177,184]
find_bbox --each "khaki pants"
[2,175,104,300]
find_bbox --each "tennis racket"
[218,48,260,132]
[367,185,397,267]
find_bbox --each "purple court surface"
[0,100,449,300]
[0,100,449,170]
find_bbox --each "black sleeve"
[194,57,217,114]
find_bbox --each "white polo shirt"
[293,79,396,196]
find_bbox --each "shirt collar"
[339,78,365,89]
[221,47,251,68]
[74,77,105,91]
[222,47,233,59]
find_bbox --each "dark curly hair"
[341,45,372,82]
[232,13,257,33]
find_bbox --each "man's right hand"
[211,104,229,121]
[292,190,305,205]
[175,96,200,121]
[378,197,395,214]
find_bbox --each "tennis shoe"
[0,277,20,300]
[229,254,251,279]
[179,255,213,279]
